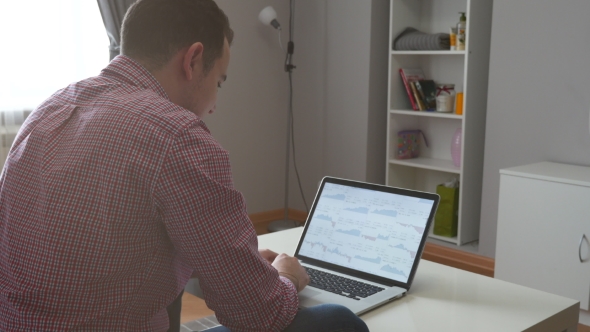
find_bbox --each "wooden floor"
[180,292,214,324]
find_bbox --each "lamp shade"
[258,6,281,29]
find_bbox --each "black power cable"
[285,0,308,213]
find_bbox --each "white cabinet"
[496,162,590,310]
[385,0,492,245]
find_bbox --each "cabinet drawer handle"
[580,234,588,263]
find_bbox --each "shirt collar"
[100,55,170,101]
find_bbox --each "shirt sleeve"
[153,123,298,332]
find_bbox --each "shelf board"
[389,157,461,174]
[390,109,462,119]
[428,228,458,244]
[391,50,466,56]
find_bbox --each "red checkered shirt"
[0,56,298,331]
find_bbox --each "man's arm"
[258,249,278,264]
[271,253,310,292]
[154,126,299,331]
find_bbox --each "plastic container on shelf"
[449,27,457,51]
[455,86,464,115]
[456,12,467,50]
[435,83,455,113]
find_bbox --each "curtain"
[97,0,138,61]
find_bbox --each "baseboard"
[250,209,496,278]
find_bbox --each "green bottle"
[457,12,467,50]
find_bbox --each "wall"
[289,0,389,212]
[288,0,327,211]
[322,0,388,186]
[480,0,590,257]
[208,1,389,215]
[214,0,590,259]
[207,0,292,214]
[366,0,389,184]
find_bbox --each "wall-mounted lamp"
[258,6,281,30]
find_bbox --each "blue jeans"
[207,304,369,332]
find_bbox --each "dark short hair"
[121,0,234,73]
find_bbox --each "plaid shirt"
[0,56,298,331]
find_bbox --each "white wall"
[322,0,388,186]
[322,1,372,181]
[209,1,388,214]
[221,0,590,260]
[288,0,327,211]
[366,0,389,185]
[207,0,291,214]
[290,0,388,212]
[480,0,590,257]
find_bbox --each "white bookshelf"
[385,0,493,245]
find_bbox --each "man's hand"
[271,253,310,292]
[259,248,279,264]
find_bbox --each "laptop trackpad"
[298,287,325,308]
[299,287,322,298]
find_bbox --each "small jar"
[435,84,455,113]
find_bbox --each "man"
[0,0,369,331]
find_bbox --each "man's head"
[120,0,233,117]
[121,0,233,74]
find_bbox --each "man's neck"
[139,56,189,109]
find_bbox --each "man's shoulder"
[72,77,203,137]
[123,90,204,137]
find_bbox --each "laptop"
[294,177,439,315]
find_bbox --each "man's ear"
[182,42,204,81]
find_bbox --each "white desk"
[260,228,579,332]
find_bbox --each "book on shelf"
[399,68,425,110]
[414,79,437,111]
[410,81,427,110]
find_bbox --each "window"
[0,1,109,112]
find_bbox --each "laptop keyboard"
[304,267,385,301]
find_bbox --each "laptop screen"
[295,178,438,286]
